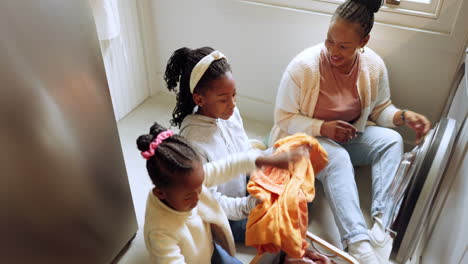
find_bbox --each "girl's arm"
[203,148,307,187]
[203,150,260,187]
[146,232,185,264]
[208,187,257,220]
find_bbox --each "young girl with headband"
[138,122,304,263]
[164,47,261,243]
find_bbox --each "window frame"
[243,0,442,17]
[237,0,459,34]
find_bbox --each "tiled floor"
[115,92,380,263]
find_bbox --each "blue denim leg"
[343,126,403,221]
[229,218,247,243]
[315,138,369,249]
[211,242,242,264]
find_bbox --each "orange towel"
[245,133,328,258]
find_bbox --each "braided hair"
[333,0,384,38]
[164,47,231,128]
[136,122,200,188]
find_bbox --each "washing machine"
[383,51,467,264]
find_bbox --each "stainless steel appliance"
[384,50,467,263]
[0,1,138,263]
[385,118,457,262]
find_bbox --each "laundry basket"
[248,231,358,264]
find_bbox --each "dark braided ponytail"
[333,0,384,38]
[136,122,200,188]
[164,47,231,128]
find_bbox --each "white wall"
[149,0,468,141]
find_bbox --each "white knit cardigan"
[270,43,400,144]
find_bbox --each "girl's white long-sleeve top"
[179,107,258,220]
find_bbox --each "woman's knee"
[367,127,403,149]
[382,129,404,153]
[319,139,352,164]
[329,148,353,167]
[317,139,353,178]
[386,128,403,145]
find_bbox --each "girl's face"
[154,162,204,212]
[325,18,369,73]
[193,71,237,120]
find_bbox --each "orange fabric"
[245,133,328,258]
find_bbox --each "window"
[237,0,462,34]
[383,0,440,17]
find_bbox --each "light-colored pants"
[315,126,403,248]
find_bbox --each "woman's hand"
[395,110,431,144]
[320,120,357,143]
[255,145,310,170]
[405,111,431,144]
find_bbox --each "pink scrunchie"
[141,130,174,160]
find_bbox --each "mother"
[270,0,430,263]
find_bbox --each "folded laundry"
[245,133,328,258]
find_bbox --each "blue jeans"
[315,126,403,248]
[211,242,242,264]
[229,218,247,243]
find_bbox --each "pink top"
[313,47,362,123]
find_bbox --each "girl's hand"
[401,111,431,144]
[320,120,357,143]
[255,145,310,170]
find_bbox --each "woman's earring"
[193,105,200,114]
[360,47,365,54]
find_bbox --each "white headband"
[189,50,227,93]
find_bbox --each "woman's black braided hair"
[333,0,384,38]
[164,47,231,128]
[136,122,200,188]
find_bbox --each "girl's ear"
[360,34,370,48]
[193,93,204,107]
[152,187,166,200]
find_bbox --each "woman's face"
[193,71,237,120]
[154,162,204,212]
[325,18,369,73]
